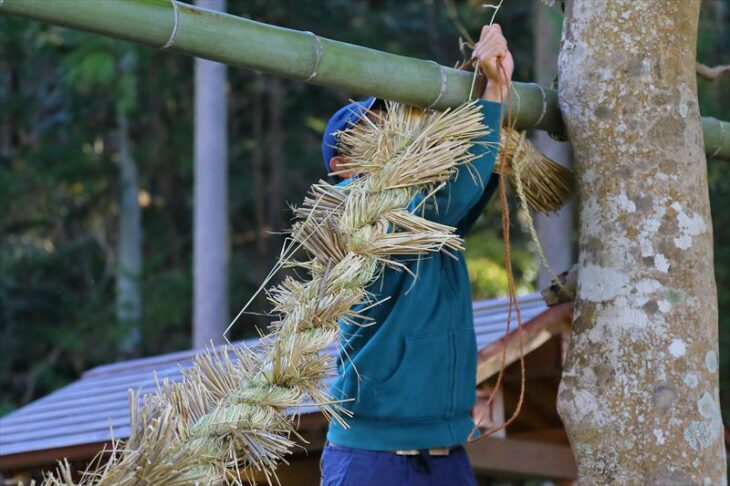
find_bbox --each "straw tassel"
[496,129,575,213]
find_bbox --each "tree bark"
[532,0,575,289]
[556,1,726,483]
[193,0,229,348]
[116,108,142,355]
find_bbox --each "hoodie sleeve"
[415,100,502,234]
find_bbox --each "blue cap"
[321,97,378,173]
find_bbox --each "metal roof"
[0,293,547,459]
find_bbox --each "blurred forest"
[0,0,728,428]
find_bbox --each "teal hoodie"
[327,99,502,451]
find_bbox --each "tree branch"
[697,62,730,81]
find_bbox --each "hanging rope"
[468,59,527,442]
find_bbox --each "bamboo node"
[161,0,181,50]
[426,61,449,109]
[303,31,324,82]
[530,82,548,129]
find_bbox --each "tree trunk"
[193,0,228,348]
[116,108,142,355]
[532,0,575,289]
[252,73,266,261]
[0,47,11,160]
[266,76,284,235]
[556,1,726,483]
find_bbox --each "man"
[320,25,513,486]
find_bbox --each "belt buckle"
[394,447,450,456]
[429,447,450,456]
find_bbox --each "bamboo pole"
[1,0,729,160]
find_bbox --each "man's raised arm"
[418,24,514,230]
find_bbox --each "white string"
[485,0,504,26]
[468,64,481,100]
[161,0,181,50]
[303,32,324,82]
[468,0,503,100]
[426,61,448,110]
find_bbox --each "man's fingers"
[481,30,497,44]
[485,33,507,48]
[474,41,507,60]
[480,25,491,41]
[480,23,502,38]
[479,23,503,43]
[474,35,507,52]
[478,34,507,52]
[484,39,507,51]
[473,23,509,73]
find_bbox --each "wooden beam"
[466,437,577,481]
[477,303,572,384]
[0,441,112,471]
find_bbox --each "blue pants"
[320,443,477,486]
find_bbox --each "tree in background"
[193,0,229,349]
[0,22,195,415]
[115,51,143,355]
[557,0,726,481]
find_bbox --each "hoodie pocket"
[373,332,451,421]
[453,328,478,414]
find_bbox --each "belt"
[394,445,463,456]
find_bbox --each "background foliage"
[0,0,728,428]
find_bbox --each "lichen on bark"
[556,1,727,484]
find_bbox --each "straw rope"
[503,130,563,286]
[43,80,574,483]
[44,101,493,485]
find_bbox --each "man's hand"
[472,24,514,102]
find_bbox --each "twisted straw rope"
[45,101,492,485]
[505,130,562,286]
